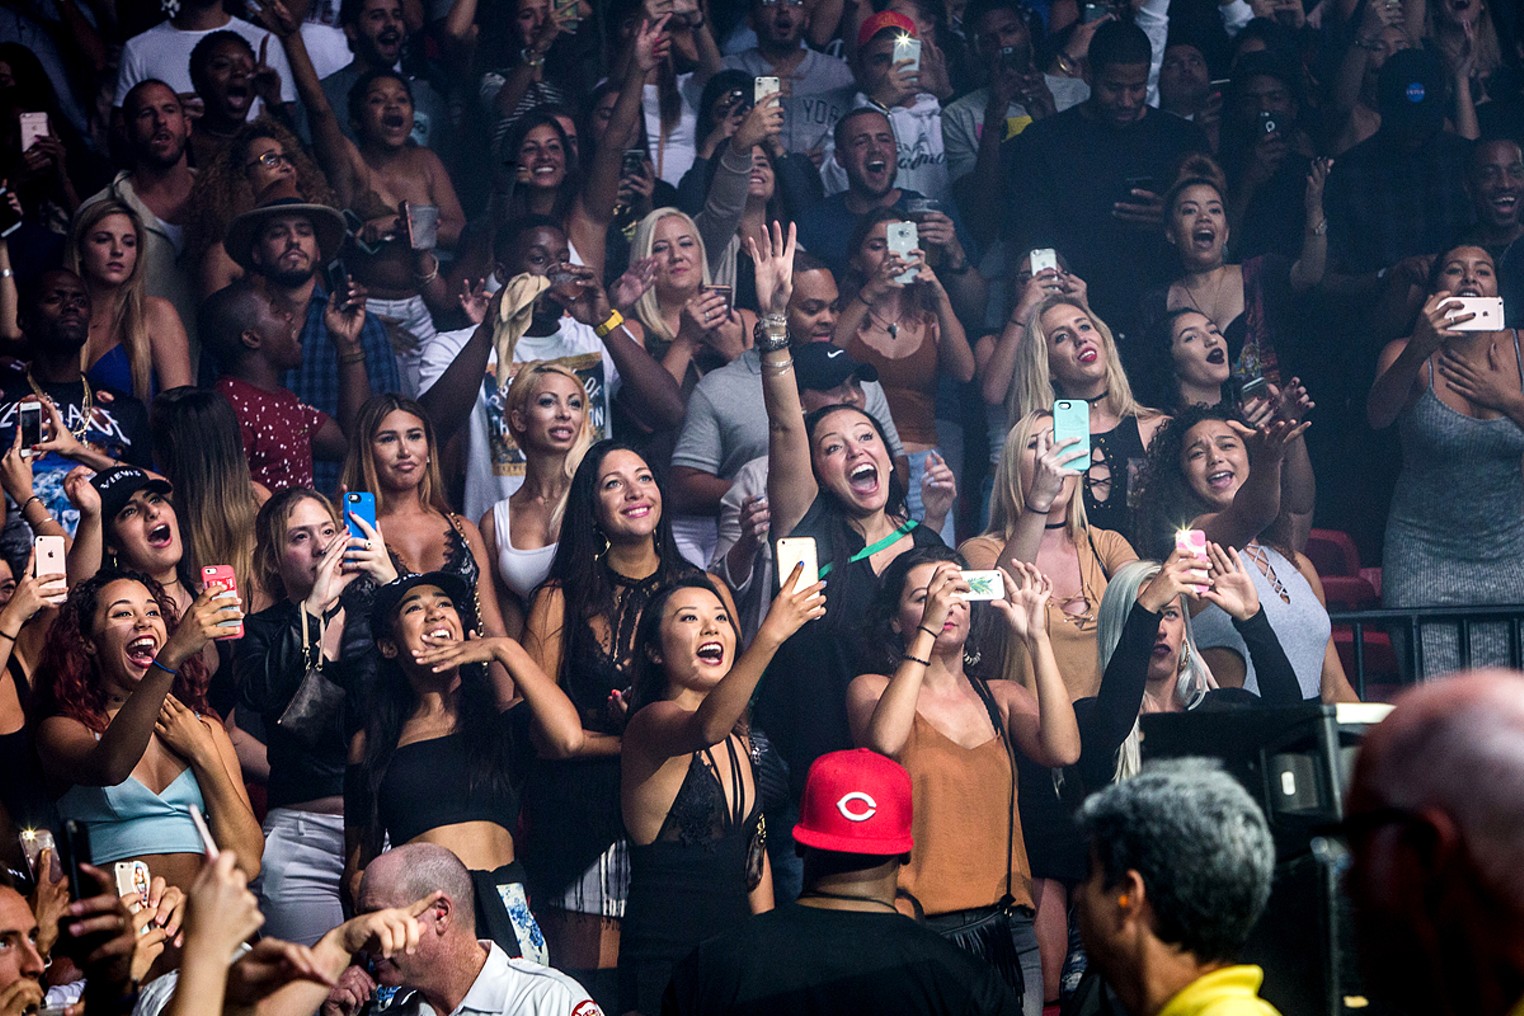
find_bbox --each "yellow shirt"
[1157,966,1283,1016]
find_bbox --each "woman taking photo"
[750,221,948,880]
[847,550,1079,1014]
[1368,244,1524,674]
[836,209,976,542]
[346,570,584,959]
[479,364,593,635]
[35,568,263,891]
[65,200,193,402]
[1006,296,1167,541]
[619,571,824,1014]
[339,394,508,648]
[237,487,394,945]
[1141,169,1330,387]
[521,439,724,991]
[1134,404,1355,702]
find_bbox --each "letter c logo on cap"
[836,791,878,822]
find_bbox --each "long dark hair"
[500,110,584,226]
[626,575,743,718]
[540,440,695,694]
[357,592,510,856]
[863,545,1005,681]
[802,404,912,583]
[840,208,939,318]
[1133,309,1230,412]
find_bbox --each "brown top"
[897,712,1033,916]
[960,527,1138,700]
[843,318,941,447]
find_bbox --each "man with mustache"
[319,0,447,150]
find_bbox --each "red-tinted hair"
[36,569,212,733]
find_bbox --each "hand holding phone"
[960,569,1007,601]
[775,536,818,594]
[60,819,92,901]
[345,491,378,542]
[201,565,243,640]
[1052,399,1091,464]
[1174,529,1209,595]
[754,76,781,105]
[1446,296,1504,331]
[886,220,919,284]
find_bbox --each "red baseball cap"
[857,11,917,49]
[793,749,914,856]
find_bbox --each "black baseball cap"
[1377,48,1446,134]
[91,466,173,523]
[370,570,475,639]
[793,343,878,392]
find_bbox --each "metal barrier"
[1327,604,1524,698]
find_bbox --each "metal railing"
[1327,604,1524,697]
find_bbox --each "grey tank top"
[1192,543,1328,700]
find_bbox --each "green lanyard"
[818,518,918,578]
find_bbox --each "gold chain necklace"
[25,369,93,442]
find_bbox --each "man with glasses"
[1344,669,1524,1016]
[720,0,855,156]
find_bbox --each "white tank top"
[491,499,558,602]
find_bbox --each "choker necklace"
[1045,520,1067,529]
[1082,390,1108,404]
[26,369,92,441]
[798,889,900,912]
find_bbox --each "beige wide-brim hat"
[224,177,347,271]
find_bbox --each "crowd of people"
[0,0,1521,1012]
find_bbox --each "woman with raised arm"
[237,488,395,946]
[35,569,263,890]
[618,570,824,1014]
[478,364,594,637]
[345,572,583,960]
[748,221,948,893]
[1368,244,1524,674]
[847,551,1079,1014]
[1134,404,1356,702]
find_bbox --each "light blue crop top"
[56,768,208,864]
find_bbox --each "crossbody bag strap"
[299,606,323,672]
[967,672,1018,908]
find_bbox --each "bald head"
[359,843,475,932]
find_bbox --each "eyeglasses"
[246,150,291,171]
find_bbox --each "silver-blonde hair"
[630,208,710,346]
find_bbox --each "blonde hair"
[1006,296,1155,428]
[504,363,594,532]
[1426,6,1501,84]
[985,410,1088,543]
[66,201,154,402]
[631,208,710,348]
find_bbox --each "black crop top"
[345,706,531,848]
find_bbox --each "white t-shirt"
[819,92,950,203]
[419,318,620,523]
[390,942,604,1016]
[114,16,297,115]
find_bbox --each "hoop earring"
[161,0,180,14]
[963,648,982,669]
[594,528,610,559]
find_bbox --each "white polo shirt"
[390,942,603,1016]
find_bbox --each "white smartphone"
[1028,248,1059,275]
[17,400,41,453]
[775,536,819,594]
[886,220,918,284]
[960,570,1006,601]
[19,112,48,153]
[896,35,923,74]
[1447,296,1505,332]
[754,76,781,105]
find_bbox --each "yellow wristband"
[594,310,625,338]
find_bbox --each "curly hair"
[185,117,337,266]
[36,568,211,733]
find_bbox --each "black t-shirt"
[0,368,151,536]
[753,499,945,801]
[662,903,1022,1016]
[1002,104,1210,337]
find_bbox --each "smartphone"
[1052,399,1091,465]
[19,112,48,152]
[886,220,919,284]
[999,45,1030,73]
[701,283,732,314]
[34,533,65,582]
[345,491,377,542]
[1448,296,1505,331]
[961,569,1006,601]
[1122,174,1156,203]
[59,819,91,901]
[114,860,151,913]
[189,803,219,859]
[1237,375,1269,406]
[896,36,922,74]
[201,565,243,640]
[754,76,781,105]
[18,400,41,450]
[19,828,56,881]
[1081,1,1112,22]
[775,536,819,594]
[1175,528,1209,594]
[1028,248,1059,276]
[620,148,647,179]
[323,257,349,298]
[1258,110,1279,136]
[904,197,941,218]
[0,188,21,239]
[554,0,580,31]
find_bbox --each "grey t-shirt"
[719,48,855,156]
[941,77,1091,182]
[671,348,904,479]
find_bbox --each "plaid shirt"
[283,284,400,492]
[1325,128,1475,274]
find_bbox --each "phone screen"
[896,37,922,73]
[18,403,41,447]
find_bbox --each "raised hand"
[324,278,369,351]
[161,582,243,668]
[915,561,969,639]
[342,512,398,583]
[1411,290,1469,356]
[181,851,263,961]
[227,938,335,1006]
[155,694,220,766]
[746,219,797,318]
[633,14,673,74]
[1200,541,1260,621]
[732,92,783,151]
[919,450,956,526]
[458,277,490,325]
[1027,428,1086,513]
[757,563,828,646]
[609,256,658,313]
[1137,546,1210,614]
[412,633,516,672]
[992,560,1052,643]
[336,892,441,957]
